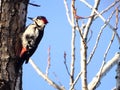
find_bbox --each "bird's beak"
[28,17,34,21]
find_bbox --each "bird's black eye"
[26,35,29,39]
[37,16,42,20]
[26,35,34,40]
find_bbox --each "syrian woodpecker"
[20,16,48,64]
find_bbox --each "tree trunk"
[0,0,29,90]
[116,61,120,90]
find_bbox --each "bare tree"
[0,0,29,90]
[29,0,120,90]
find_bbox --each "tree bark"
[0,0,29,90]
[116,60,120,90]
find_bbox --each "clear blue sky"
[23,0,120,90]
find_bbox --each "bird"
[19,16,48,64]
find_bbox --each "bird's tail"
[25,59,29,64]
[15,57,25,73]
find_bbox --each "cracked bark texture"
[0,0,29,90]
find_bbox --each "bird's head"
[28,16,48,28]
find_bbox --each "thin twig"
[29,3,40,7]
[94,0,120,19]
[64,0,73,26]
[64,51,71,76]
[104,32,115,61]
[87,30,93,43]
[46,46,51,76]
[53,72,63,86]
[72,5,95,20]
[103,7,119,61]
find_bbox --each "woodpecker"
[20,16,48,64]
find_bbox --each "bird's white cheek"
[37,20,44,26]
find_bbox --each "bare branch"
[115,7,119,29]
[29,59,65,90]
[87,6,116,64]
[64,0,76,89]
[72,5,95,20]
[88,52,120,90]
[69,0,76,89]
[75,19,87,48]
[94,0,120,19]
[79,0,120,45]
[69,72,82,90]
